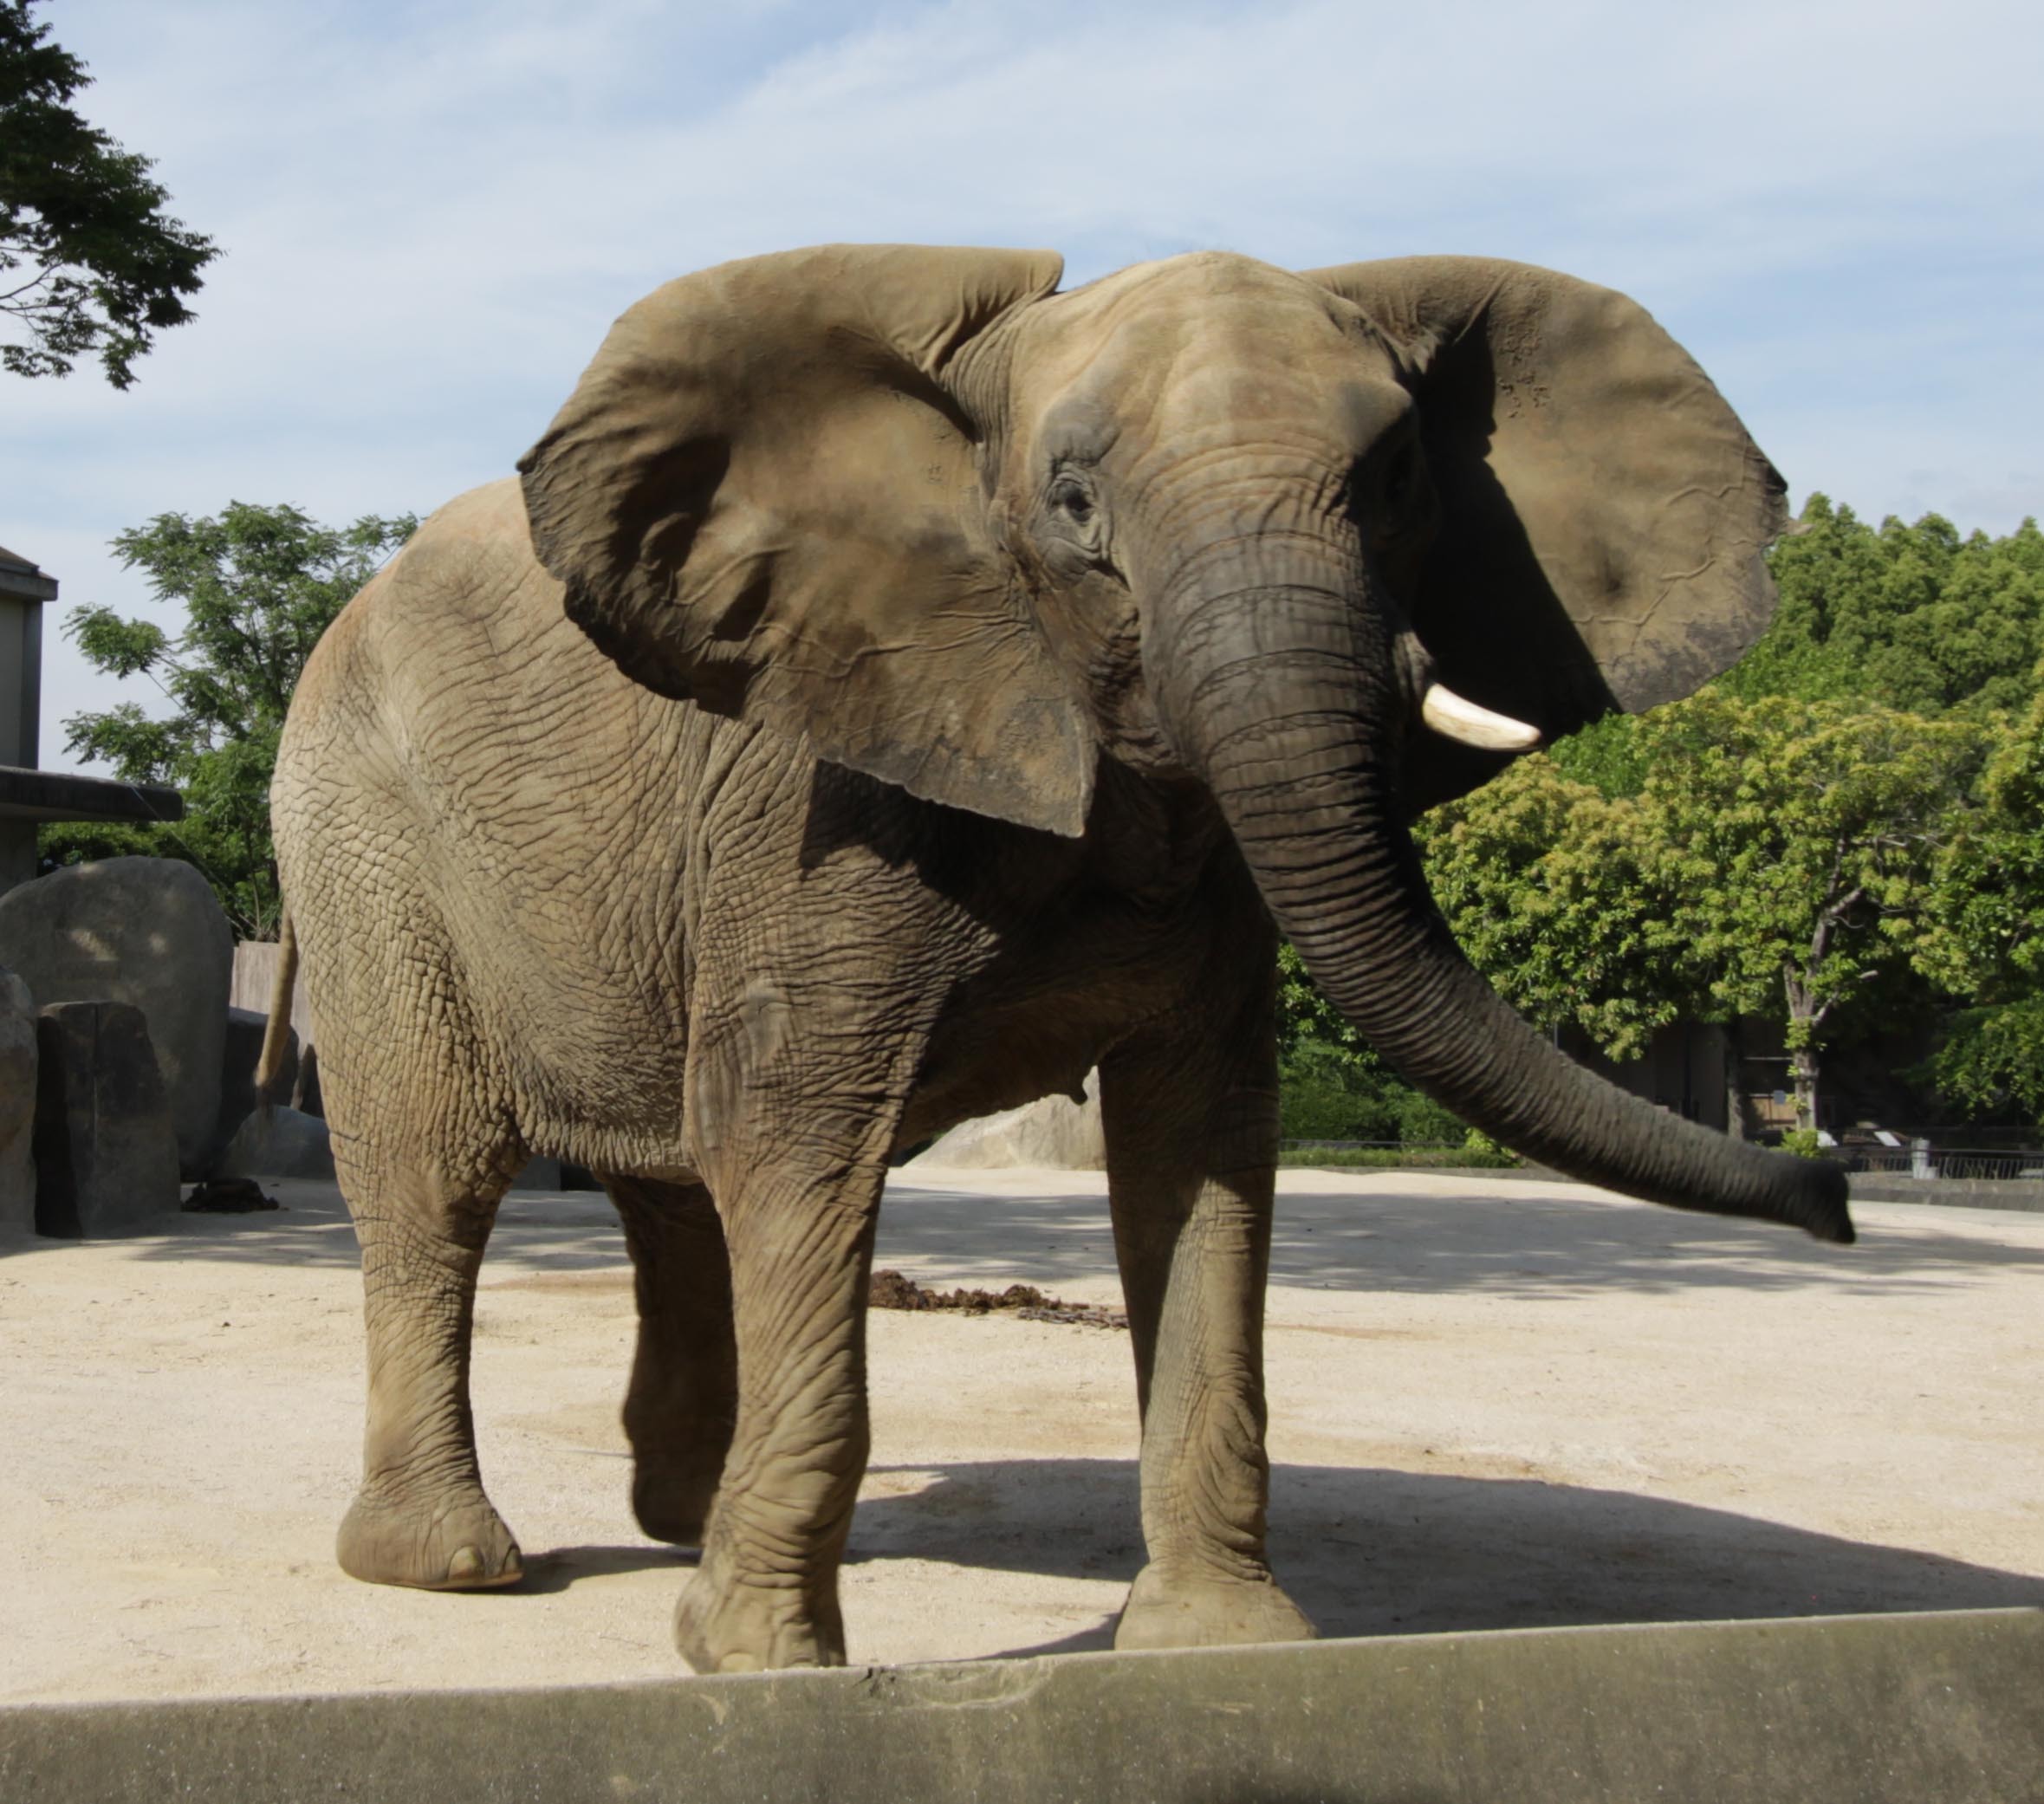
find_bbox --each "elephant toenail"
[446,1546,485,1582]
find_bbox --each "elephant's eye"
[1049,477,1095,524]
[1382,443,1417,509]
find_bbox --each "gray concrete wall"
[1292,1160,2044,1217]
[3,1609,2037,1803]
[1849,1174,2044,1213]
[230,939,315,1049]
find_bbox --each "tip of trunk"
[1794,1158,1855,1243]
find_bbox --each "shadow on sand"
[42,1170,2044,1303]
[518,1456,2041,1661]
[881,1176,2044,1300]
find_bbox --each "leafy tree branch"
[48,503,416,936]
[1,0,218,386]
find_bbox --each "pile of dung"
[867,1268,1126,1329]
[181,1178,282,1214]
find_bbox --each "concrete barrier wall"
[3,1609,2038,1803]
[1848,1174,2044,1213]
[1295,1159,2044,1216]
[228,940,315,1049]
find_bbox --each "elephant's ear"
[519,243,1093,835]
[1304,256,1788,808]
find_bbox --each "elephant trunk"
[1145,533,1853,1243]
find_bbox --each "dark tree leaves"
[1,0,219,386]
[49,503,417,935]
[1720,496,2044,717]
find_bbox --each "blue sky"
[6,0,2041,770]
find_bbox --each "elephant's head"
[519,244,1851,1243]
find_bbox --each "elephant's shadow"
[530,1457,2044,1658]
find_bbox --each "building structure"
[0,547,182,892]
[1558,1016,1937,1140]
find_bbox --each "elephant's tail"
[255,907,300,1110]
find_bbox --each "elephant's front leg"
[669,1145,884,1673]
[1100,960,1315,1651]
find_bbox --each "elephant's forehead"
[1020,254,1370,391]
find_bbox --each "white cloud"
[6,0,2039,766]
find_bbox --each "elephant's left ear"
[519,243,1094,835]
[1305,257,1788,801]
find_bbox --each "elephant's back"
[314,477,611,738]
[282,478,686,840]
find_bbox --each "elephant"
[263,243,1852,1675]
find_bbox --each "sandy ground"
[2,1165,2039,1703]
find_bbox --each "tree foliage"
[1719,496,2044,717]
[1914,677,2044,1118]
[1,0,218,386]
[1636,695,1986,1128]
[47,503,416,936]
[1385,499,2044,1137]
[1416,758,1686,1059]
[1275,943,1470,1144]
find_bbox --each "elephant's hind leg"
[327,1066,526,1591]
[607,1175,738,1546]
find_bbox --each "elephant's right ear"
[519,243,1094,836]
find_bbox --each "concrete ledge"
[4,1609,2039,1802]
[1285,1160,2044,1217]
[1849,1174,2044,1213]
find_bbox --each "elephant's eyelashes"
[1041,472,1112,570]
[1381,443,1417,509]
[1049,477,1095,522]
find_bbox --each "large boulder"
[0,859,234,1178]
[218,1105,334,1182]
[32,999,181,1236]
[213,1004,298,1163]
[0,965,35,1235]
[909,1070,1106,1171]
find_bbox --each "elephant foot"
[1113,1561,1316,1652]
[672,1566,846,1673]
[336,1483,524,1591]
[631,1460,722,1548]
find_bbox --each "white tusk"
[1420,684,1542,751]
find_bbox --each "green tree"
[1916,678,2044,1119]
[1722,496,2044,717]
[1417,753,1690,1060]
[1275,943,1470,1144]
[1633,693,1985,1131]
[1544,710,1649,800]
[1400,496,2041,1143]
[1418,691,1989,1135]
[1,0,218,386]
[48,502,416,936]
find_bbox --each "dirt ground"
[3,1166,2039,1703]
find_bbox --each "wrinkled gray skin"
[269,245,1851,1675]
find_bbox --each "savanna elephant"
[266,243,1852,1674]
